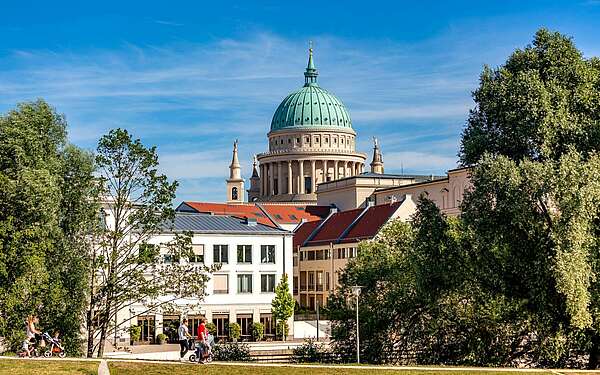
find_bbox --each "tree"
[87,128,213,357]
[0,100,98,354]
[460,28,600,166]
[271,274,294,341]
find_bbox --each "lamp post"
[351,286,363,364]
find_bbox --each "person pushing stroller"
[195,317,212,363]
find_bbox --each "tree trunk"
[589,333,600,369]
[97,302,111,358]
[86,307,95,358]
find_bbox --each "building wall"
[374,168,471,216]
[112,231,294,344]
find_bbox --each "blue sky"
[1,1,599,203]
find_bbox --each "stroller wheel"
[188,354,196,362]
[58,351,66,358]
[43,350,52,358]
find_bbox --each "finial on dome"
[304,42,318,86]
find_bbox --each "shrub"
[128,325,141,343]
[206,322,217,336]
[228,322,241,342]
[212,342,252,361]
[251,322,264,342]
[291,338,330,363]
[156,333,167,344]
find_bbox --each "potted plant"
[128,325,141,345]
[228,322,241,342]
[156,333,168,345]
[251,322,264,342]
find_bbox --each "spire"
[229,139,242,180]
[304,41,318,86]
[370,137,384,174]
[251,154,259,178]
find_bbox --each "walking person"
[178,318,191,361]
[196,317,208,363]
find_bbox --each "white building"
[111,212,293,344]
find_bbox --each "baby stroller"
[188,333,214,363]
[42,332,66,358]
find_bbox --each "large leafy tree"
[88,128,213,357]
[0,100,98,354]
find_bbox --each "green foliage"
[205,322,217,336]
[275,320,289,340]
[128,325,141,342]
[460,28,600,165]
[0,100,98,355]
[156,333,167,344]
[271,274,294,340]
[228,322,241,341]
[212,342,251,361]
[291,338,330,363]
[251,322,264,342]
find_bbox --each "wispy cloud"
[0,30,518,202]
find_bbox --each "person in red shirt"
[196,317,208,363]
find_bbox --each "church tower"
[247,155,261,202]
[226,140,245,203]
[370,137,384,174]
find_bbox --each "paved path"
[98,359,110,375]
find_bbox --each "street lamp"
[351,286,363,364]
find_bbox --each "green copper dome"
[270,48,353,133]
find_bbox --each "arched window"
[232,187,238,200]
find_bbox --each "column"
[360,163,364,174]
[334,161,339,180]
[310,160,316,194]
[299,160,305,194]
[259,164,264,196]
[287,161,293,194]
[349,161,355,176]
[343,161,348,178]
[277,162,283,196]
[322,160,328,182]
[268,163,275,196]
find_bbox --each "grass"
[108,362,551,375]
[0,358,98,375]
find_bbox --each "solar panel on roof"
[289,215,298,220]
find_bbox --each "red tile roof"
[177,202,328,228]
[295,202,402,247]
[306,208,363,246]
[340,201,402,243]
[293,219,322,248]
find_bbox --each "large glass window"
[237,274,253,293]
[213,274,229,294]
[261,274,276,293]
[236,314,253,339]
[260,313,275,337]
[189,244,204,264]
[212,314,229,339]
[213,245,228,264]
[137,315,155,343]
[261,245,275,263]
[237,245,252,264]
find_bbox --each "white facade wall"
[111,229,293,344]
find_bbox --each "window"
[213,274,229,294]
[213,245,228,264]
[237,245,252,264]
[305,177,312,194]
[260,313,275,336]
[237,274,253,293]
[188,315,204,338]
[213,314,229,338]
[189,244,204,263]
[237,314,253,338]
[308,251,315,261]
[308,271,315,291]
[316,271,324,291]
[163,253,179,264]
[231,187,238,200]
[261,274,276,293]
[261,245,275,263]
[137,316,156,343]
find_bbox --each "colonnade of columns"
[259,159,364,197]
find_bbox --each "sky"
[1,1,600,203]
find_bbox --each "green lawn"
[0,358,98,375]
[108,362,550,375]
